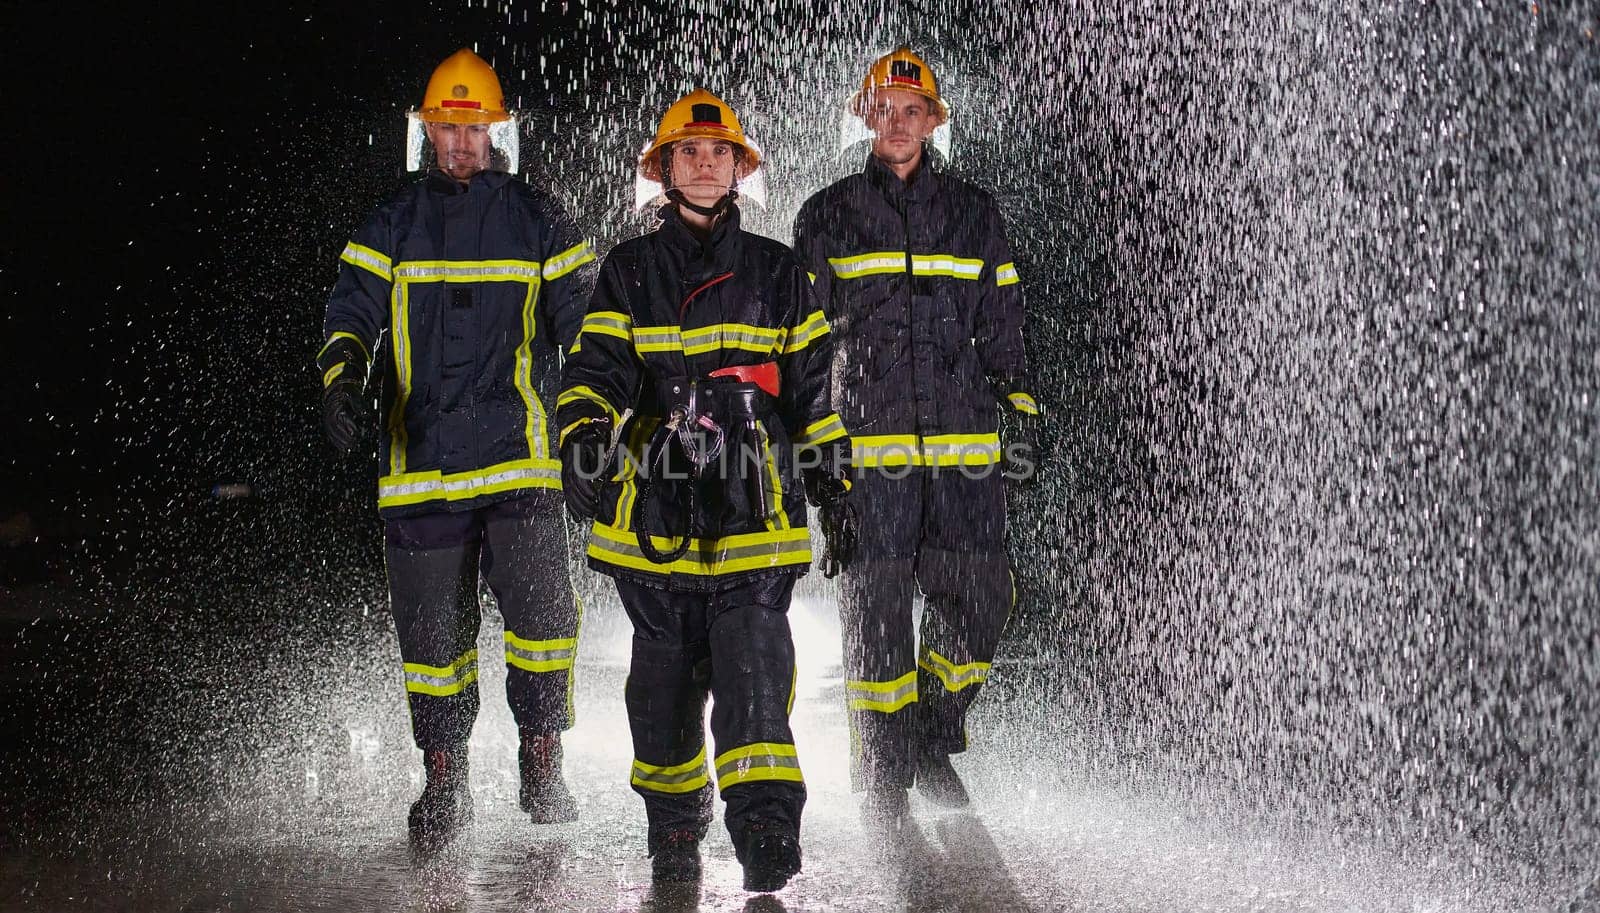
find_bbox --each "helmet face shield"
[406,111,520,176]
[634,136,768,212]
[838,97,953,164]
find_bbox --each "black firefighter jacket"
[792,153,1036,472]
[318,170,595,518]
[556,206,851,592]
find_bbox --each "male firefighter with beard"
[317,49,596,854]
[556,89,854,890]
[793,48,1039,826]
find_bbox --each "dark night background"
[3,1,1598,909]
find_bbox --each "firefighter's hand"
[807,474,857,578]
[560,422,611,520]
[1000,408,1042,489]
[321,376,370,455]
[992,380,1042,489]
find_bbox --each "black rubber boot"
[915,753,971,808]
[519,730,579,824]
[740,832,802,892]
[409,745,473,855]
[651,830,702,883]
[860,785,910,830]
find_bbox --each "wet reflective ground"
[0,577,1575,913]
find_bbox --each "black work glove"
[560,420,612,520]
[320,341,370,455]
[992,378,1042,489]
[805,470,857,578]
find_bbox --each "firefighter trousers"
[385,491,580,750]
[839,468,1012,790]
[616,573,806,861]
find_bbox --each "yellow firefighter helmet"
[418,48,510,124]
[851,47,949,122]
[638,88,762,183]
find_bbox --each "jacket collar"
[864,147,939,204]
[657,201,743,273]
[425,168,511,195]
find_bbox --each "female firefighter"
[554,88,854,891]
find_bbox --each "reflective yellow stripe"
[787,664,797,716]
[631,746,710,794]
[918,647,991,693]
[759,426,789,531]
[846,671,918,712]
[578,310,633,344]
[850,433,1002,468]
[781,310,831,354]
[404,649,479,697]
[796,413,847,447]
[828,252,985,281]
[806,271,817,284]
[558,417,597,449]
[1008,391,1039,415]
[613,476,637,529]
[911,254,984,280]
[322,363,346,388]
[828,251,905,279]
[632,326,683,354]
[557,385,621,424]
[393,259,544,282]
[513,275,550,460]
[995,261,1020,287]
[340,242,393,281]
[542,240,595,280]
[378,458,562,508]
[318,331,371,363]
[382,259,555,486]
[585,522,811,577]
[504,631,578,673]
[714,742,803,789]
[921,433,1002,467]
[388,281,413,475]
[682,323,782,356]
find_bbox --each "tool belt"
[634,364,781,564]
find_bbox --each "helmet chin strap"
[660,144,742,221]
[665,187,739,219]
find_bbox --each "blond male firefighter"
[793,48,1038,824]
[316,49,596,853]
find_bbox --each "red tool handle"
[708,361,780,397]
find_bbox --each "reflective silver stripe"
[797,414,846,446]
[911,254,984,280]
[379,464,561,500]
[995,261,1020,287]
[340,242,392,281]
[543,241,595,280]
[633,763,709,788]
[919,648,991,692]
[404,649,480,696]
[783,310,832,353]
[1008,391,1039,415]
[580,311,632,336]
[845,673,918,712]
[589,528,810,571]
[505,639,577,671]
[921,438,1001,462]
[631,748,710,793]
[632,327,683,353]
[393,261,543,281]
[682,324,779,354]
[829,253,905,279]
[714,743,803,787]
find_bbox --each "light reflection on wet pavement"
[0,591,1554,912]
